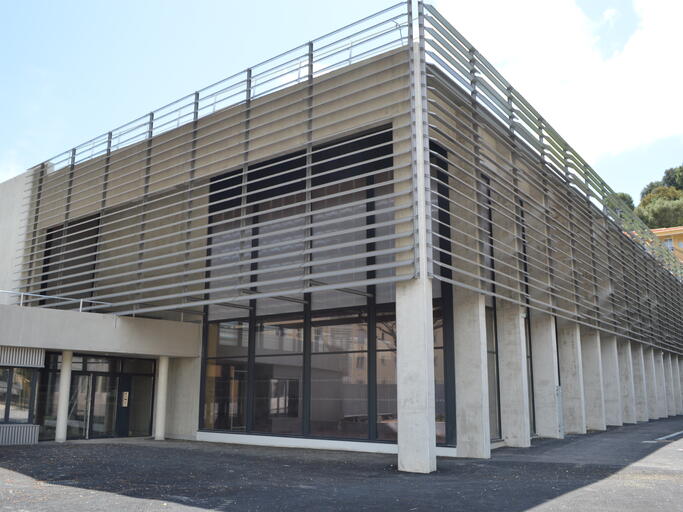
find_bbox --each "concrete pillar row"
[495,300,531,447]
[654,350,668,418]
[643,348,659,420]
[530,312,563,439]
[580,328,606,431]
[557,321,586,434]
[453,287,491,459]
[55,350,74,443]
[154,355,170,441]
[617,340,636,424]
[663,353,676,416]
[630,343,649,422]
[600,335,623,426]
[673,355,683,415]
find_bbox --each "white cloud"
[433,0,683,165]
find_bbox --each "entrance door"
[67,374,91,439]
[66,374,118,439]
[89,375,118,439]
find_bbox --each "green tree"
[639,186,683,209]
[613,192,634,210]
[636,197,683,229]
[662,164,683,191]
[640,180,663,199]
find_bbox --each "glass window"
[311,352,368,438]
[207,321,250,358]
[486,306,501,440]
[253,355,303,434]
[0,368,8,420]
[312,315,367,353]
[8,368,34,423]
[376,350,397,441]
[121,358,155,375]
[203,358,248,431]
[86,357,118,373]
[255,319,304,355]
[36,372,59,440]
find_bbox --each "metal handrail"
[0,290,111,312]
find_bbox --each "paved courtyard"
[1,417,682,511]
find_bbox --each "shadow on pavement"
[0,416,682,511]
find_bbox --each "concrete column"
[663,353,675,416]
[580,328,606,431]
[672,355,683,415]
[600,335,622,426]
[454,288,490,458]
[495,300,531,447]
[643,348,658,419]
[55,350,74,442]
[396,278,436,472]
[530,312,563,438]
[654,350,668,418]
[557,321,586,434]
[630,343,649,422]
[617,340,636,424]
[154,355,169,441]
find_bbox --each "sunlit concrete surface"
[0,417,681,511]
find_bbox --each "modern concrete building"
[1,2,682,473]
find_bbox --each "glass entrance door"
[66,374,118,439]
[89,375,118,439]
[67,374,91,439]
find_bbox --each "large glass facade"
[201,300,461,444]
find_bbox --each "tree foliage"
[640,180,663,200]
[662,164,683,190]
[636,198,683,229]
[636,164,683,229]
[613,192,634,210]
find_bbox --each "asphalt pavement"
[1,416,682,511]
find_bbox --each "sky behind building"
[1,0,682,202]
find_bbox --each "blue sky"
[2,0,682,203]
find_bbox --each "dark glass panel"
[89,375,118,438]
[203,358,248,431]
[128,376,154,436]
[122,358,155,375]
[376,350,397,441]
[36,372,60,440]
[252,355,303,435]
[0,368,8,420]
[311,315,367,353]
[311,352,368,439]
[486,306,501,440]
[86,357,118,373]
[8,368,34,423]
[207,321,250,358]
[255,319,304,355]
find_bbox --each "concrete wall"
[165,356,202,440]
[0,172,29,304]
[0,304,201,357]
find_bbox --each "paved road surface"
[1,417,682,511]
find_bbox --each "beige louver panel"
[18,3,420,320]
[421,2,683,354]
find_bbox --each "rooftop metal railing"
[0,290,111,312]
